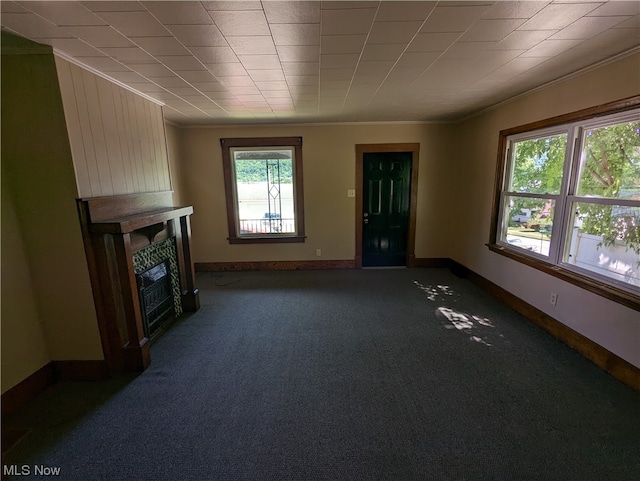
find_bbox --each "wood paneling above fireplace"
[77,191,199,375]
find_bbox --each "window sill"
[487,243,640,311]
[228,235,306,244]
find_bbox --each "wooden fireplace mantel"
[77,191,199,375]
[89,206,194,234]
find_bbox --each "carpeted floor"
[3,268,639,480]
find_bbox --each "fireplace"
[77,191,199,374]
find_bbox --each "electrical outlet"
[316,249,321,257]
[550,292,558,306]
[347,189,356,198]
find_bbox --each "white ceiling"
[2,1,639,125]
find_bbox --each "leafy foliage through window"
[494,106,640,299]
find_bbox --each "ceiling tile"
[156,55,206,71]
[481,1,550,20]
[226,85,261,95]
[152,75,192,88]
[100,46,157,63]
[494,30,556,50]
[459,19,527,42]
[286,76,319,86]
[258,84,290,94]
[407,32,461,52]
[218,75,255,89]
[320,53,360,69]
[65,25,133,46]
[22,1,107,26]
[612,14,640,30]
[142,1,213,25]
[368,21,423,44]
[165,24,227,47]
[202,2,263,11]
[205,62,247,76]
[248,70,286,82]
[226,36,277,55]
[263,1,321,23]
[81,2,146,13]
[518,3,601,30]
[355,60,395,74]
[440,42,498,60]
[375,1,437,22]
[395,51,440,69]
[271,24,320,46]
[587,2,640,16]
[281,62,319,76]
[209,10,270,36]
[277,45,320,62]
[129,62,175,77]
[2,2,29,13]
[237,55,282,70]
[95,11,170,37]
[361,44,406,61]
[420,5,493,33]
[190,82,228,93]
[133,36,189,55]
[2,13,72,39]
[321,8,377,35]
[321,35,367,54]
[320,68,356,80]
[550,16,632,40]
[189,46,238,63]
[175,70,218,82]
[520,38,583,57]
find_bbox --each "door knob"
[364,219,369,224]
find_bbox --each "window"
[220,137,305,244]
[490,97,640,309]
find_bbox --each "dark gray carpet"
[4,268,639,481]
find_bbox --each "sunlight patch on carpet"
[436,307,500,347]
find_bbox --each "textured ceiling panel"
[2,0,638,124]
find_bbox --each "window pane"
[577,120,640,199]
[233,149,295,235]
[510,133,567,194]
[565,202,640,288]
[502,196,555,256]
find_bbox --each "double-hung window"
[220,137,305,244]
[490,98,640,308]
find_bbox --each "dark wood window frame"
[488,95,640,311]
[220,136,306,244]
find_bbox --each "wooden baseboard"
[449,260,640,391]
[1,360,108,414]
[52,360,108,382]
[413,258,451,268]
[1,363,55,414]
[196,259,356,271]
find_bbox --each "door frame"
[355,143,420,268]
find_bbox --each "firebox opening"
[137,260,174,342]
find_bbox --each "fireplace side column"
[112,232,151,372]
[174,214,200,312]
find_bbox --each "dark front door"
[362,152,412,267]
